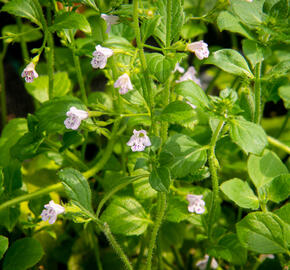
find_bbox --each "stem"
[146,192,167,270]
[16,18,29,61]
[135,236,146,270]
[0,44,7,126]
[207,120,224,240]
[171,246,184,269]
[205,256,213,270]
[276,112,289,138]
[267,136,290,154]
[143,44,164,51]
[83,119,121,179]
[0,183,63,212]
[47,32,54,99]
[254,62,262,124]
[166,0,172,48]
[205,69,221,94]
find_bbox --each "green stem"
[276,112,289,138]
[171,246,184,269]
[83,119,121,179]
[267,136,290,154]
[143,44,164,51]
[254,62,262,124]
[205,69,221,94]
[47,32,54,99]
[205,256,213,270]
[166,0,172,48]
[135,235,146,270]
[0,183,63,212]
[16,18,29,61]
[207,120,224,240]
[146,192,167,270]
[0,44,7,126]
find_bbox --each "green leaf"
[50,12,91,34]
[181,21,207,39]
[174,81,209,109]
[77,0,98,10]
[1,24,42,44]
[0,207,20,232]
[165,195,190,223]
[236,212,290,254]
[279,85,290,109]
[162,134,207,178]
[25,72,72,103]
[266,61,290,78]
[3,161,22,193]
[205,49,254,78]
[154,0,184,45]
[0,236,8,260]
[3,237,44,270]
[220,178,259,209]
[100,197,150,236]
[58,168,93,213]
[35,96,86,133]
[217,11,254,40]
[141,16,161,42]
[229,118,268,155]
[275,203,290,224]
[149,167,171,192]
[146,53,176,83]
[242,39,271,69]
[247,150,288,189]
[1,0,42,27]
[269,0,288,19]
[0,118,27,167]
[263,174,290,203]
[160,101,196,124]
[208,233,247,265]
[231,0,265,26]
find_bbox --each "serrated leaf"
[278,85,290,108]
[100,197,150,236]
[229,118,268,155]
[274,203,290,224]
[149,167,171,192]
[141,15,161,42]
[50,12,91,34]
[205,49,254,78]
[3,161,22,193]
[165,195,189,223]
[236,212,290,254]
[174,80,209,109]
[58,168,93,213]
[3,238,44,270]
[0,236,8,260]
[220,178,259,209]
[248,150,288,189]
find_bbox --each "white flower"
[41,200,65,224]
[196,255,218,270]
[186,101,196,109]
[187,40,209,60]
[245,0,253,2]
[186,194,205,214]
[127,129,151,152]
[176,66,201,86]
[174,63,185,73]
[91,45,113,69]
[64,106,88,130]
[21,62,38,83]
[114,73,133,95]
[101,14,119,33]
[260,254,274,261]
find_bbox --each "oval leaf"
[149,167,171,192]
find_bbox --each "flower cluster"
[114,73,133,94]
[41,200,65,224]
[64,106,88,130]
[21,62,38,83]
[91,45,113,69]
[176,66,201,86]
[187,40,209,60]
[196,255,218,270]
[186,194,205,214]
[127,129,151,152]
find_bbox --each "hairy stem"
[0,183,63,212]
[207,120,224,240]
[254,62,262,124]
[267,136,290,154]
[0,44,8,126]
[16,17,29,61]
[146,192,167,270]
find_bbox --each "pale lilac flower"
[196,255,218,270]
[127,129,151,152]
[186,194,205,214]
[64,106,89,130]
[187,40,209,60]
[260,254,274,261]
[91,45,113,69]
[186,101,196,109]
[245,0,253,2]
[21,62,38,83]
[176,66,201,86]
[174,63,185,73]
[114,73,133,94]
[41,200,65,224]
[101,14,119,33]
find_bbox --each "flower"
[186,194,205,214]
[260,254,274,261]
[127,129,151,152]
[196,255,218,270]
[176,66,201,86]
[21,62,38,83]
[41,200,65,224]
[101,14,119,33]
[174,63,185,73]
[64,106,89,130]
[91,45,113,69]
[114,73,133,94]
[187,40,209,60]
[245,0,253,2]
